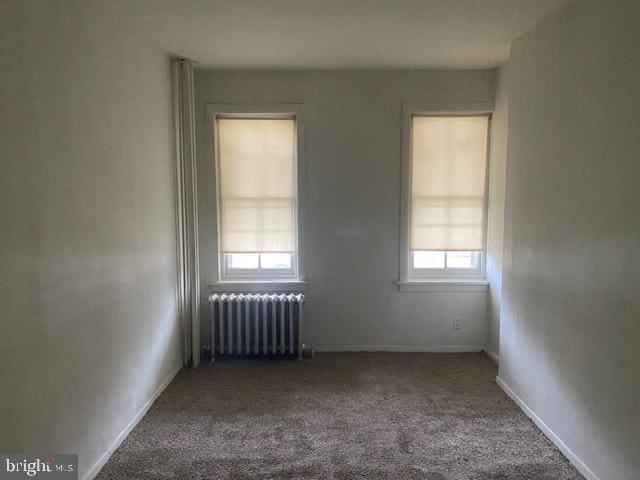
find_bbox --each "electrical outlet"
[453,316,462,330]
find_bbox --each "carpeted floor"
[97,353,584,479]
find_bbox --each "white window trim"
[205,103,306,285]
[206,280,308,294]
[397,279,489,293]
[399,102,493,289]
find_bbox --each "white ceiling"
[114,0,568,69]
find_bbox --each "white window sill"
[397,279,488,293]
[207,280,308,293]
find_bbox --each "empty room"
[2,0,639,479]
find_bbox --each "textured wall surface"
[499,1,640,478]
[0,2,182,478]
[486,65,509,360]
[195,70,495,352]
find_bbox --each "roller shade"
[217,118,295,253]
[410,116,488,251]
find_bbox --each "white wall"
[485,65,509,360]
[498,1,640,479]
[0,2,182,478]
[195,70,495,352]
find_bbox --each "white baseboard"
[484,349,499,364]
[496,376,600,480]
[82,364,182,480]
[314,344,483,353]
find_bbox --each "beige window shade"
[410,116,488,251]
[217,118,295,253]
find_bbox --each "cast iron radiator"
[208,293,305,360]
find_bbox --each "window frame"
[222,252,296,279]
[206,104,305,283]
[410,251,483,279]
[399,102,493,282]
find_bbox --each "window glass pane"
[260,253,292,269]
[413,251,445,269]
[228,253,259,269]
[446,251,474,269]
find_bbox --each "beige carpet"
[97,353,584,479]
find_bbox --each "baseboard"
[82,364,182,480]
[314,344,483,353]
[484,349,499,364]
[495,376,601,480]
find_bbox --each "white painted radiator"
[208,293,305,360]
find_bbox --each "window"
[401,109,490,280]
[211,106,304,281]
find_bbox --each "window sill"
[207,280,308,293]
[397,279,488,293]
